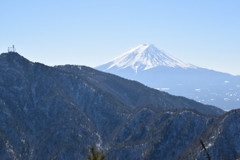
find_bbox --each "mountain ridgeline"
[96,44,240,110]
[0,52,238,160]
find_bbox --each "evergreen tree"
[86,146,107,160]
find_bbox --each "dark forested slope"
[0,52,228,160]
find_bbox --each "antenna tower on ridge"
[8,45,16,53]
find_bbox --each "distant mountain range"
[0,52,239,159]
[96,44,240,110]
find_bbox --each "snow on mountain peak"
[99,44,197,73]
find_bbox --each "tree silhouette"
[86,146,107,160]
[200,139,211,160]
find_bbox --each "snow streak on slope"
[100,44,197,73]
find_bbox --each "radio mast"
[8,45,16,53]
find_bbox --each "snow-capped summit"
[96,44,197,73]
[96,44,240,111]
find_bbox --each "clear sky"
[1,0,240,75]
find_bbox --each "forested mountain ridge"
[1,52,237,160]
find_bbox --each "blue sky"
[1,0,240,75]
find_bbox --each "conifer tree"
[86,146,107,160]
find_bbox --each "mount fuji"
[96,44,240,110]
[98,44,197,73]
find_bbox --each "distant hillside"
[57,64,223,115]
